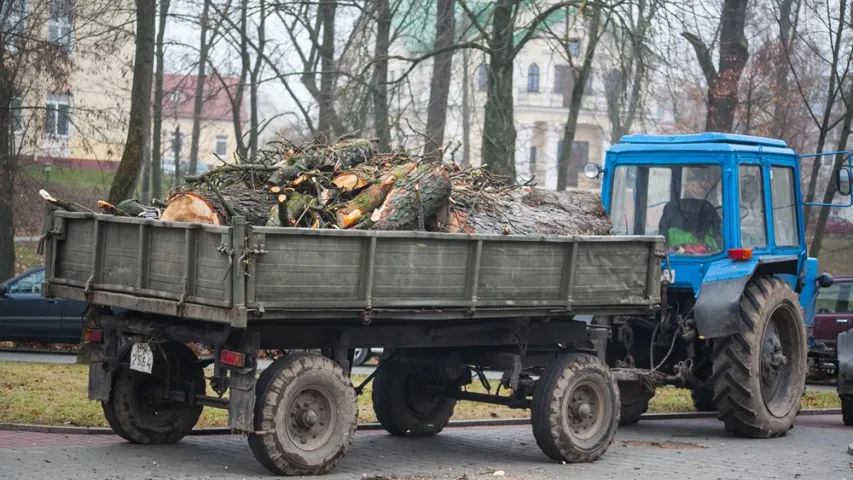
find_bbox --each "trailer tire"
[248,353,357,476]
[710,276,807,437]
[617,382,652,426]
[372,357,457,437]
[532,353,619,463]
[842,395,853,426]
[691,384,716,412]
[102,341,204,445]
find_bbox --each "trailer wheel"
[102,341,204,445]
[532,353,619,463]
[691,384,716,412]
[248,353,357,476]
[710,276,807,437]
[372,357,457,437]
[617,381,653,426]
[842,395,853,426]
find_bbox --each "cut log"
[160,186,278,225]
[332,172,369,192]
[335,162,416,228]
[371,164,452,231]
[463,188,611,236]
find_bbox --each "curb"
[0,409,843,436]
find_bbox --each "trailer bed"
[44,212,664,326]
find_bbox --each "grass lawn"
[0,361,841,428]
[14,241,41,276]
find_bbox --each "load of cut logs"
[40,137,612,236]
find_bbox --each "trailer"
[43,210,663,476]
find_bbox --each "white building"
[387,4,674,190]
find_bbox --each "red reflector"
[220,350,246,368]
[728,248,753,261]
[84,329,103,343]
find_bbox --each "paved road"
[0,416,850,479]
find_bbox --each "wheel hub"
[567,384,603,439]
[761,326,788,387]
[286,388,335,450]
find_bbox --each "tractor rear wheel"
[710,276,806,437]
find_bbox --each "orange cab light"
[728,248,753,261]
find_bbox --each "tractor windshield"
[609,164,724,256]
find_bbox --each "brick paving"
[0,417,850,479]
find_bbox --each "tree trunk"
[189,0,212,175]
[150,0,170,201]
[160,186,279,226]
[231,0,250,159]
[317,0,338,141]
[108,0,156,204]
[248,0,266,159]
[709,0,749,131]
[557,5,602,191]
[461,46,471,167]
[481,0,517,181]
[465,188,611,236]
[371,165,452,231]
[771,0,796,138]
[423,0,456,161]
[0,59,14,282]
[372,0,391,151]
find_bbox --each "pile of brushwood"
[40,137,611,236]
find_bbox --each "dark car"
[810,276,853,380]
[0,266,86,343]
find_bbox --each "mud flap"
[88,328,119,402]
[228,332,259,433]
[693,276,751,339]
[838,330,853,396]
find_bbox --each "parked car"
[825,215,853,234]
[809,276,853,380]
[0,266,86,343]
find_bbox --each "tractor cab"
[587,133,850,333]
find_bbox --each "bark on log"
[335,162,416,228]
[160,186,278,225]
[371,165,452,231]
[462,188,611,236]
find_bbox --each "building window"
[529,146,537,177]
[44,93,71,138]
[527,63,540,93]
[554,65,571,95]
[477,64,488,92]
[215,135,228,157]
[48,0,75,53]
[169,90,185,104]
[568,39,581,57]
[11,91,23,134]
[3,0,27,51]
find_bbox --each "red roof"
[158,73,247,123]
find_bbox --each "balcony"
[514,88,608,113]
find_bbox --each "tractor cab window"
[610,164,723,256]
[739,165,767,248]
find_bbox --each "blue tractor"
[585,133,850,437]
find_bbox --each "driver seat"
[658,198,721,245]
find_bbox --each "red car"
[810,276,853,380]
[825,215,853,234]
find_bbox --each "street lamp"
[43,161,52,189]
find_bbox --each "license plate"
[130,343,154,374]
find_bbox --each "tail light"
[728,248,753,261]
[220,349,246,368]
[83,329,104,343]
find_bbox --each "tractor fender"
[838,330,853,396]
[692,256,801,339]
[692,259,758,339]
